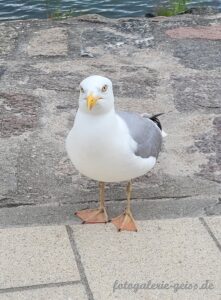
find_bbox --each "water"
[0,0,220,21]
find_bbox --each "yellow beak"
[86,94,100,110]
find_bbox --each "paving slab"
[0,226,80,289]
[0,284,87,300]
[72,217,221,299]
[27,28,68,57]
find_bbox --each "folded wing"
[117,111,162,159]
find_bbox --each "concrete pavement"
[0,217,220,299]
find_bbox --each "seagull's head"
[78,75,114,114]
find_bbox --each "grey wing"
[117,111,162,159]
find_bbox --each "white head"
[78,75,114,114]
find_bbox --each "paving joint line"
[66,225,94,300]
[0,280,81,294]
[199,217,221,253]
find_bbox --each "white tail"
[161,130,167,137]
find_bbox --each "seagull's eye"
[80,86,84,93]
[101,84,108,92]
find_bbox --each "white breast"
[66,110,156,182]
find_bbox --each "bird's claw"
[111,210,138,232]
[74,208,109,224]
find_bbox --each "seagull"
[66,75,165,231]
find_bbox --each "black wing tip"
[149,113,164,130]
[151,113,164,118]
